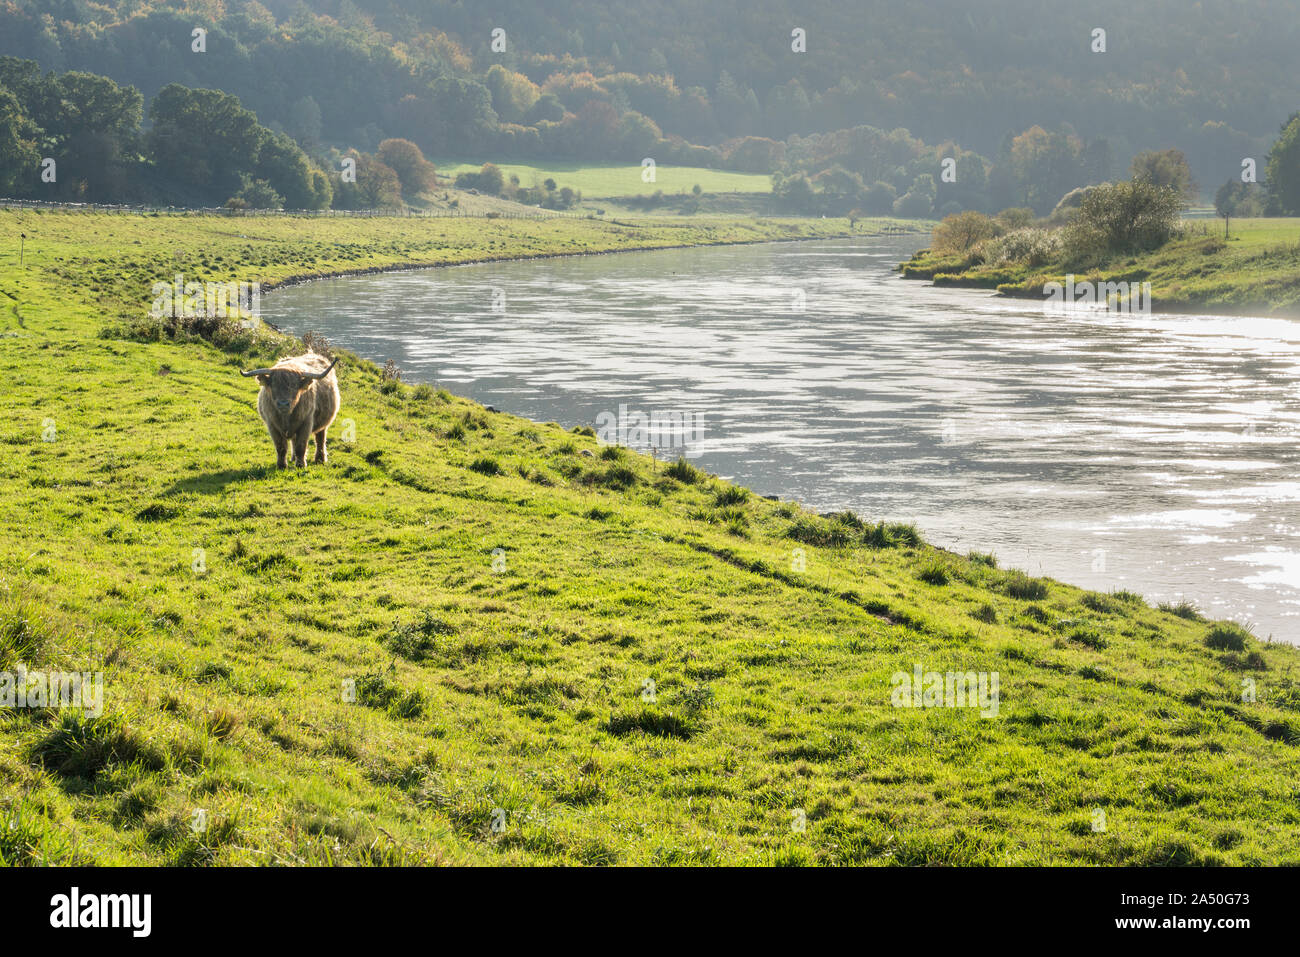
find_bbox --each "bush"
[380,611,456,661]
[1062,179,1181,264]
[584,465,638,490]
[664,457,704,484]
[979,227,1062,267]
[31,712,165,779]
[893,189,934,218]
[916,561,951,585]
[1205,623,1251,652]
[1158,599,1204,621]
[713,485,750,506]
[863,522,922,548]
[1002,571,1049,601]
[786,516,853,548]
[931,211,999,256]
[996,207,1036,229]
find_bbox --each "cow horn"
[302,357,339,380]
[240,367,276,377]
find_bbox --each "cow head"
[241,357,338,415]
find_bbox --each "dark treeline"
[0,0,1298,211]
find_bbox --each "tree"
[1265,112,1300,215]
[812,165,864,213]
[1215,180,1243,236]
[725,136,785,173]
[1007,126,1086,215]
[932,211,998,255]
[255,130,327,209]
[377,138,437,198]
[523,93,565,125]
[147,85,264,201]
[1214,180,1266,236]
[772,172,815,212]
[40,71,143,200]
[1063,179,1181,263]
[475,162,504,196]
[230,174,284,210]
[893,173,936,218]
[1130,148,1197,202]
[454,162,505,196]
[0,89,39,197]
[332,150,402,209]
[860,181,897,215]
[484,64,539,124]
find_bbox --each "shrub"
[31,712,166,779]
[979,227,1062,267]
[0,600,46,670]
[863,522,922,548]
[1158,600,1203,621]
[917,561,951,585]
[1062,179,1181,264]
[931,211,999,256]
[380,611,456,661]
[1205,623,1251,652]
[785,516,853,547]
[584,465,638,490]
[713,485,750,506]
[664,457,704,484]
[357,672,426,719]
[301,330,332,356]
[1002,571,1049,601]
[996,207,1036,229]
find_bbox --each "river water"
[261,236,1300,642]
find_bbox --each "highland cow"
[240,352,340,468]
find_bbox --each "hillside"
[1,210,1298,865]
[1,0,1294,189]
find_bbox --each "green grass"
[435,161,773,198]
[901,217,1300,314]
[0,208,1298,866]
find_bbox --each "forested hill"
[1,0,1295,188]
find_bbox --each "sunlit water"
[262,237,1300,643]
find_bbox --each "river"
[261,236,1300,643]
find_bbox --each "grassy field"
[901,217,1300,314]
[435,161,773,198]
[1,209,1298,866]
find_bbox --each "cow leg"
[292,422,312,467]
[314,428,328,464]
[272,432,289,470]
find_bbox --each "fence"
[0,198,589,220]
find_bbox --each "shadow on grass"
[162,466,276,496]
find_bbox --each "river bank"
[899,217,1300,316]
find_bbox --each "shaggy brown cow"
[240,352,340,468]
